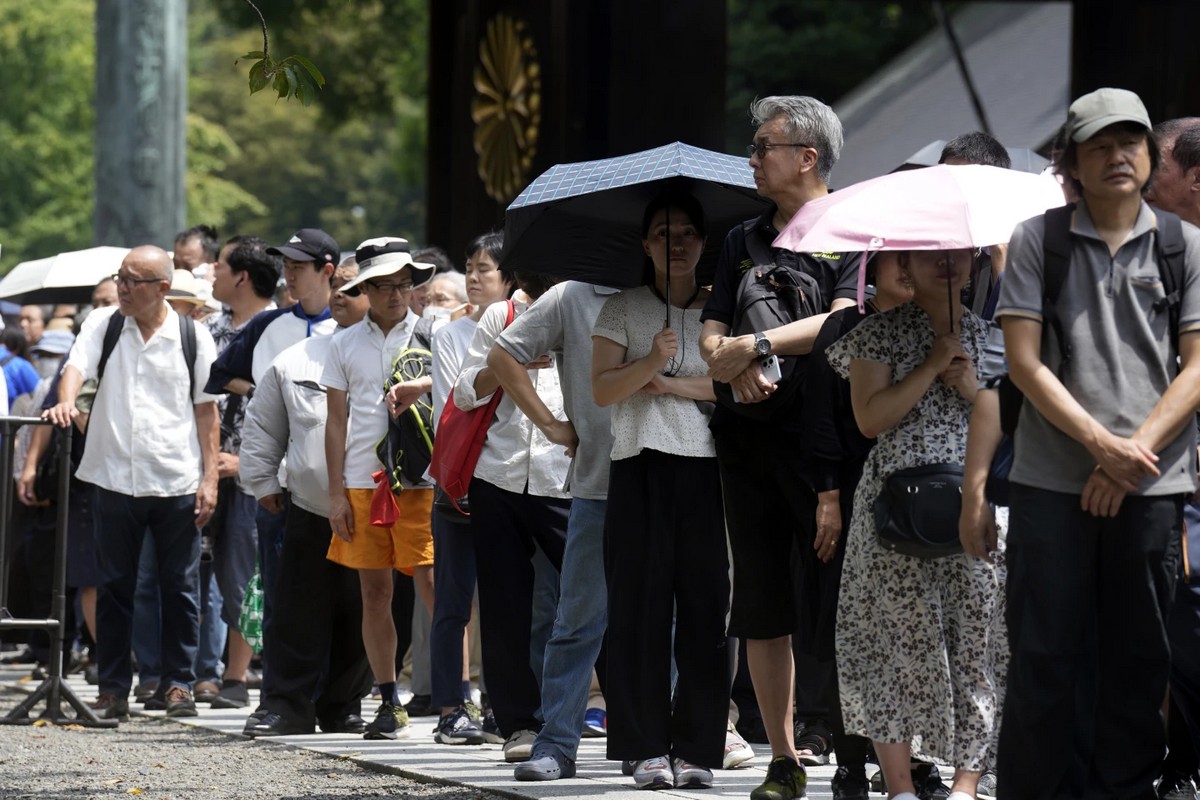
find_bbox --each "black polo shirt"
[701,207,860,430]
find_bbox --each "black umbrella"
[502,141,771,293]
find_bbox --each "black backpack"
[987,204,1185,504]
[712,219,824,420]
[37,310,198,502]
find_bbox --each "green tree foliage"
[726,0,942,147]
[188,0,428,248]
[0,0,96,271]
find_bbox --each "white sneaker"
[722,724,754,769]
[632,755,674,790]
[672,757,714,789]
[503,729,538,762]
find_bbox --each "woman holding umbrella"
[591,189,729,790]
[824,248,1003,800]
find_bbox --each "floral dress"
[825,301,1006,770]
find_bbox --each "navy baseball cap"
[266,228,340,266]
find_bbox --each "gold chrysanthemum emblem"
[471,14,542,203]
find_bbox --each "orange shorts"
[326,488,434,574]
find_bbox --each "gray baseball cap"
[1065,88,1152,143]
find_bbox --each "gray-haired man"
[699,96,860,800]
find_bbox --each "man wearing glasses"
[700,96,860,800]
[45,245,220,722]
[322,237,437,741]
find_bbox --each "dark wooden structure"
[1071,0,1200,124]
[426,0,726,262]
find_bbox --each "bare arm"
[592,334,670,407]
[193,401,220,528]
[642,374,716,401]
[325,388,353,542]
[1134,331,1200,454]
[1003,316,1159,490]
[765,297,856,356]
[959,389,1002,562]
[223,377,254,396]
[488,344,577,456]
[17,425,53,506]
[44,365,84,428]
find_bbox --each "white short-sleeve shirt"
[68,304,219,497]
[321,309,423,490]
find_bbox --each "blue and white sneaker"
[582,707,607,737]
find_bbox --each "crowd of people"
[2,86,1200,800]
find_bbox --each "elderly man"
[45,245,220,722]
[997,89,1200,800]
[699,96,859,800]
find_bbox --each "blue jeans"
[132,535,161,684]
[430,512,476,709]
[255,499,288,685]
[194,574,226,683]
[533,498,608,761]
[95,489,200,697]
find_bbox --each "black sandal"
[793,719,832,766]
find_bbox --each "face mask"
[422,305,451,322]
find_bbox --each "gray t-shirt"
[495,281,618,500]
[995,200,1200,495]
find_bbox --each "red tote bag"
[428,300,515,503]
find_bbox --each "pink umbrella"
[773,164,1067,319]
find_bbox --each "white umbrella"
[0,246,131,304]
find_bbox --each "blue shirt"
[0,347,42,406]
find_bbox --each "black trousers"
[603,450,730,768]
[260,504,371,728]
[998,484,1182,800]
[468,478,568,736]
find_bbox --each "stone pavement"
[0,664,913,799]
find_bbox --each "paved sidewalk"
[1,665,890,799]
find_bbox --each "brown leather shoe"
[193,680,220,703]
[90,692,130,721]
[164,686,198,717]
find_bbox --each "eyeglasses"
[366,281,414,294]
[111,273,165,288]
[746,141,811,160]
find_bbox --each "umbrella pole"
[947,250,954,334]
[664,206,672,329]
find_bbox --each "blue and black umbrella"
[502,141,770,292]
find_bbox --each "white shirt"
[453,300,569,499]
[322,309,422,490]
[241,335,335,517]
[431,316,476,430]
[592,286,716,460]
[68,304,219,497]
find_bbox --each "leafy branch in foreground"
[237,0,325,105]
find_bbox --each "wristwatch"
[753,332,771,358]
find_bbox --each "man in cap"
[996,88,1200,799]
[44,245,221,722]
[322,237,437,740]
[205,227,338,730]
